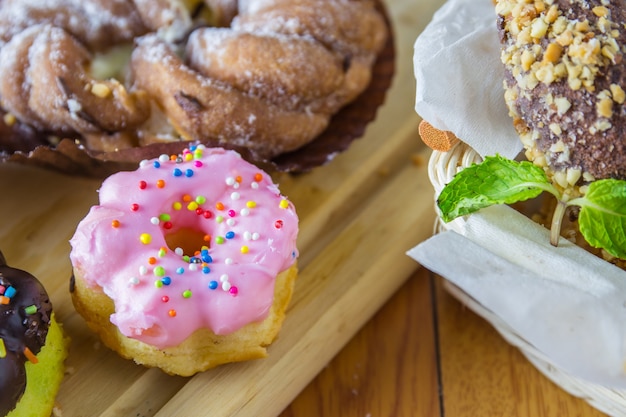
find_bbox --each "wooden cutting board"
[0,0,441,414]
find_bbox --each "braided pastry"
[1,25,150,136]
[0,0,389,162]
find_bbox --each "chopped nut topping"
[531,18,549,38]
[550,139,566,152]
[554,96,571,115]
[592,119,612,132]
[596,95,613,118]
[553,170,568,188]
[91,83,112,98]
[2,112,16,127]
[545,5,559,23]
[521,49,536,71]
[548,123,562,135]
[543,42,563,63]
[610,84,626,104]
[534,1,546,14]
[566,168,582,186]
[592,6,609,18]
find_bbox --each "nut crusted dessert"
[496,0,626,198]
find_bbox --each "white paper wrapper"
[410,0,626,391]
[408,206,626,389]
[413,0,521,159]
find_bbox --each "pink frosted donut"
[69,146,299,375]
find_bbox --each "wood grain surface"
[0,0,614,416]
[282,269,609,417]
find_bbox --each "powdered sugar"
[0,0,144,50]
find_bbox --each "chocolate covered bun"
[497,0,626,195]
[0,251,53,416]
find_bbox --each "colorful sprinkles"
[110,145,297,325]
[0,284,16,305]
[0,281,43,363]
[23,347,38,364]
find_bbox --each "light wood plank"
[280,267,442,417]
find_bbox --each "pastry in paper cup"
[409,0,626,401]
[0,0,395,177]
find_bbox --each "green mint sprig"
[437,155,626,260]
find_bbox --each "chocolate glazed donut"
[0,251,52,416]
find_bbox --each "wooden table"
[0,0,612,416]
[282,269,609,417]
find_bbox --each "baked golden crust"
[0,0,146,51]
[131,35,331,158]
[186,29,353,114]
[71,264,297,376]
[235,0,387,57]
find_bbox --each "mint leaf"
[437,155,555,222]
[436,153,626,260]
[573,179,626,260]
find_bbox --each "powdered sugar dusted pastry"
[130,35,330,158]
[0,0,389,163]
[69,146,299,376]
[0,24,150,136]
[0,0,146,51]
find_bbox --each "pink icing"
[69,146,298,349]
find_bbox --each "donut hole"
[164,227,209,257]
[89,43,134,81]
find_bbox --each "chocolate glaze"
[0,251,52,416]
